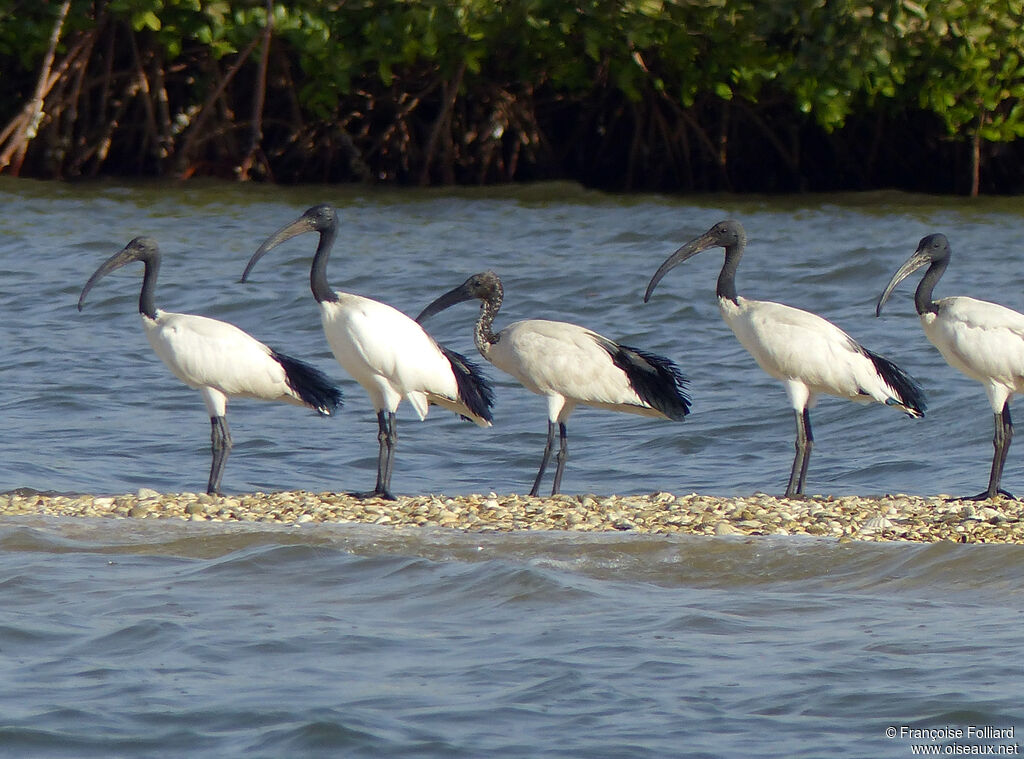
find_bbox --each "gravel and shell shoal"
[3,489,1024,544]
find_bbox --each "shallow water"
[2,178,1023,498]
[1,518,1022,758]
[2,179,1024,756]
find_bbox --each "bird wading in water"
[645,220,925,497]
[241,204,494,500]
[877,232,1024,500]
[78,237,342,495]
[417,270,690,496]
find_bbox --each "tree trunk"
[969,113,984,197]
[238,0,274,181]
[0,0,72,174]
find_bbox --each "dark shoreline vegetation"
[0,1,1022,195]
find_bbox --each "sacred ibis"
[416,270,690,496]
[77,237,342,495]
[644,219,926,497]
[877,233,1024,500]
[241,204,494,500]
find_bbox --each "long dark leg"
[962,405,1015,500]
[551,422,569,496]
[381,412,397,498]
[207,415,232,495]
[372,410,389,494]
[529,421,557,497]
[354,411,398,500]
[796,408,814,495]
[988,405,1013,496]
[785,408,812,498]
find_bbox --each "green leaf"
[134,9,161,31]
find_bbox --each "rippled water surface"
[4,177,1024,497]
[2,179,1024,756]
[1,519,1022,758]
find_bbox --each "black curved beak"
[78,243,140,311]
[415,280,477,324]
[644,230,719,302]
[241,215,316,283]
[876,247,932,317]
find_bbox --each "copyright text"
[884,725,1019,755]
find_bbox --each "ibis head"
[78,236,160,314]
[242,204,341,304]
[876,233,951,317]
[241,204,338,283]
[644,220,746,303]
[416,270,503,323]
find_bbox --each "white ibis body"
[877,233,1024,500]
[645,220,926,497]
[416,271,690,496]
[241,204,494,500]
[78,237,342,495]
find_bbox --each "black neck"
[915,258,947,315]
[138,253,159,319]
[716,243,741,304]
[311,225,339,303]
[473,291,502,356]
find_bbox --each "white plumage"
[78,237,342,494]
[646,219,925,497]
[416,271,690,496]
[144,312,310,416]
[721,298,917,411]
[242,204,494,500]
[877,232,1024,499]
[488,319,677,420]
[917,297,1024,408]
[320,294,486,423]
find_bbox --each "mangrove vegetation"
[0,0,1022,194]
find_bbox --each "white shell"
[859,516,894,534]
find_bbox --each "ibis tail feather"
[603,340,691,421]
[863,347,926,418]
[271,350,343,416]
[439,344,495,424]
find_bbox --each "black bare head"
[914,233,951,262]
[78,236,162,318]
[293,203,338,233]
[697,219,746,250]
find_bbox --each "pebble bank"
[3,489,1023,544]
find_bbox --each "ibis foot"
[350,488,397,501]
[946,489,1015,502]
